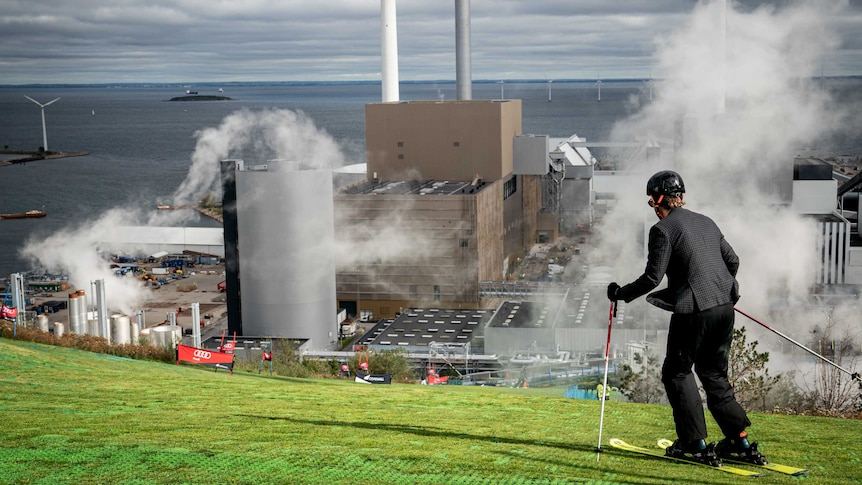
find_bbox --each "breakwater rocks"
[0,150,88,166]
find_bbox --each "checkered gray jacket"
[617,207,739,314]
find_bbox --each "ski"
[609,438,762,477]
[657,438,809,476]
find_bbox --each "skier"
[606,170,765,466]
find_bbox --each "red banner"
[177,344,235,374]
[1,304,17,320]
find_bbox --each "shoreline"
[157,204,223,223]
[0,149,89,166]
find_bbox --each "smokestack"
[381,0,400,102]
[455,0,472,100]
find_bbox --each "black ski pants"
[661,303,751,443]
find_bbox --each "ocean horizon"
[5,75,860,89]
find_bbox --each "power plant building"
[335,99,544,318]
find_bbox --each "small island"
[168,95,233,102]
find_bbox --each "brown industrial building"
[335,99,549,319]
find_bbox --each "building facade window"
[434,285,440,301]
[503,176,517,200]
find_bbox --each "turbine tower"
[594,75,602,102]
[498,79,505,100]
[547,78,553,102]
[644,70,653,101]
[24,95,61,152]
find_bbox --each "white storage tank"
[139,327,150,345]
[53,322,65,337]
[68,292,80,334]
[76,290,88,335]
[110,314,131,345]
[149,325,181,349]
[235,160,337,349]
[37,314,50,332]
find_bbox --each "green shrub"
[0,321,175,363]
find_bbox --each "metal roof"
[487,300,565,329]
[339,179,491,196]
[356,307,495,348]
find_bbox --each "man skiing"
[607,170,765,466]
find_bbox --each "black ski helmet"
[646,170,685,198]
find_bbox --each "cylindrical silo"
[130,321,139,345]
[76,290,88,335]
[139,327,151,345]
[68,293,80,334]
[53,322,65,337]
[150,325,180,349]
[110,314,131,345]
[236,160,337,349]
[37,315,49,332]
[88,318,99,337]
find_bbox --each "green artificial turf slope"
[0,338,859,484]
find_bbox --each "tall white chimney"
[455,0,472,100]
[381,0,400,102]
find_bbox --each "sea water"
[0,79,859,276]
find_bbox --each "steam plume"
[22,108,348,312]
[601,1,854,332]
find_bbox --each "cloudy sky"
[2,0,861,85]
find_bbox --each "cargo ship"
[0,210,46,220]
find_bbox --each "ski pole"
[596,300,616,461]
[734,307,861,387]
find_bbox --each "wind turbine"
[546,78,553,102]
[24,95,61,152]
[497,79,505,100]
[644,70,653,102]
[593,74,602,102]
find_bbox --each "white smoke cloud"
[167,108,346,211]
[600,0,855,341]
[20,207,151,315]
[22,108,350,314]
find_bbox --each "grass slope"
[1,338,859,485]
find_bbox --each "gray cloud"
[1,0,860,84]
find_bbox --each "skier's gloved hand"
[607,282,620,301]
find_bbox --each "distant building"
[335,99,545,318]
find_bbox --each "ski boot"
[665,438,723,467]
[715,431,768,465]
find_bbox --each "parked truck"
[340,320,357,338]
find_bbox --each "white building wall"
[845,246,862,284]
[792,180,838,214]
